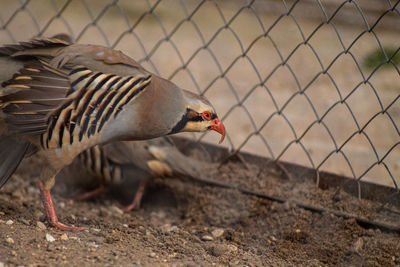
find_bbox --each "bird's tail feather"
[0,135,32,188]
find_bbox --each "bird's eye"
[202,111,212,120]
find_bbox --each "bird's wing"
[5,38,149,77]
[103,138,204,179]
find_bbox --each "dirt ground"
[0,140,399,266]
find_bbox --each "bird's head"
[169,90,226,144]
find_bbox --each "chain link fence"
[1,0,399,193]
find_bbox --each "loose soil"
[0,141,399,266]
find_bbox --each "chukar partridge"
[76,138,203,211]
[0,38,225,230]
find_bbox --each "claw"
[121,180,147,212]
[38,180,86,231]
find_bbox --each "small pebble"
[150,210,166,219]
[12,190,23,199]
[18,218,30,226]
[0,211,5,215]
[0,261,4,267]
[208,243,237,257]
[211,228,225,238]
[27,186,38,194]
[208,245,226,257]
[47,243,56,251]
[99,207,112,217]
[46,233,55,242]
[123,224,128,228]
[201,235,214,241]
[6,220,14,225]
[91,228,101,233]
[37,221,47,230]
[60,234,68,241]
[168,253,178,258]
[353,238,363,253]
[161,224,178,233]
[6,237,14,244]
[227,244,238,252]
[36,213,45,222]
[149,252,157,258]
[87,241,98,248]
[110,206,124,215]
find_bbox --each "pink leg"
[73,186,108,201]
[122,180,147,211]
[38,180,86,231]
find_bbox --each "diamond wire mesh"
[0,0,399,196]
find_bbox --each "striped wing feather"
[1,63,70,136]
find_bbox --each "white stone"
[201,235,214,241]
[211,228,225,238]
[46,233,55,242]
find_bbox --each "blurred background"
[0,0,399,188]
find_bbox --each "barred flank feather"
[79,145,120,186]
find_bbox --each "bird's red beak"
[209,118,225,144]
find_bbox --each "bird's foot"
[73,186,108,201]
[38,180,86,231]
[120,198,141,212]
[49,220,86,231]
[121,180,147,211]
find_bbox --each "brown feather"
[0,38,69,57]
[0,63,70,136]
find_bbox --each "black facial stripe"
[190,115,204,122]
[168,113,188,135]
[169,108,215,135]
